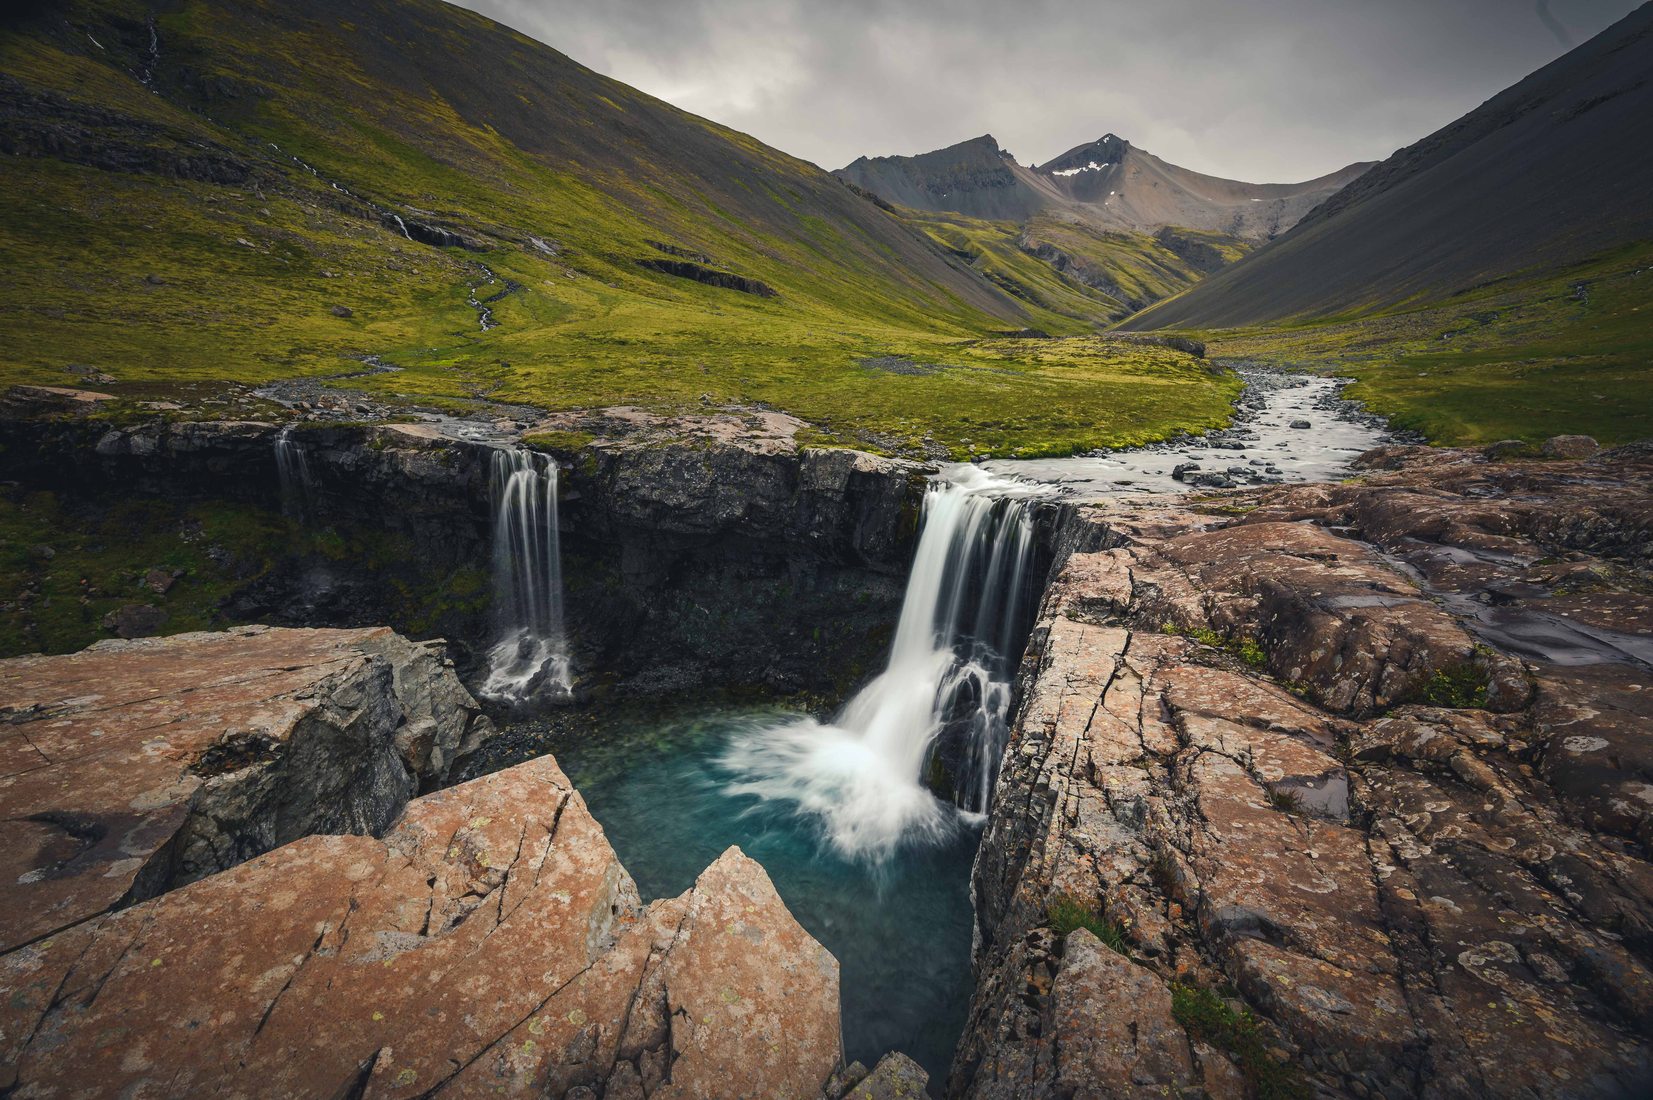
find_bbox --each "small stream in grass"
[513,701,981,1080]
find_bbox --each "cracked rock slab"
[957,447,1653,1099]
[0,625,491,953]
[0,754,842,1099]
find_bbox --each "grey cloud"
[457,0,1642,181]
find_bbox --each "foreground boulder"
[0,625,492,953]
[0,752,842,1097]
[957,446,1653,1098]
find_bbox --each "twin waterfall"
[272,433,571,703]
[482,449,573,702]
[271,428,1037,830]
[724,467,1046,859]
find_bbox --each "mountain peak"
[837,129,1368,239]
[1038,134,1130,175]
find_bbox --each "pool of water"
[525,701,981,1081]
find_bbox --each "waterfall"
[481,448,572,703]
[273,425,313,521]
[722,466,1048,859]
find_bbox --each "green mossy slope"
[1186,243,1653,446]
[0,0,1237,456]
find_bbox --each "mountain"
[0,0,1252,459]
[1124,3,1653,330]
[836,133,1372,241]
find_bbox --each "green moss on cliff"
[1171,983,1309,1100]
[1047,895,1129,955]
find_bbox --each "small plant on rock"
[1234,636,1267,667]
[1418,662,1490,709]
[1171,983,1309,1100]
[1047,895,1129,955]
[1266,786,1304,815]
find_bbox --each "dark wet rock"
[1171,462,1200,482]
[100,601,167,637]
[958,445,1653,1099]
[1290,418,1312,429]
[637,256,778,296]
[382,212,492,250]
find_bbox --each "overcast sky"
[455,0,1644,182]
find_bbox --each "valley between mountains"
[2,1,1651,1098]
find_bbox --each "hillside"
[836,133,1371,241]
[1125,4,1653,330]
[909,210,1250,322]
[0,0,1238,457]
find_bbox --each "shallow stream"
[977,367,1393,498]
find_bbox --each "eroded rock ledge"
[957,445,1653,1098]
[0,625,491,953]
[0,389,931,693]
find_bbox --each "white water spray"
[723,466,1049,859]
[481,449,572,703]
[274,425,313,521]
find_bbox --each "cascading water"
[722,466,1049,859]
[273,425,313,521]
[481,448,573,703]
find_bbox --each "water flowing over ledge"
[482,448,572,703]
[273,424,313,521]
[721,465,1051,860]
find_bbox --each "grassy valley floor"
[0,0,1239,461]
[1182,242,1653,446]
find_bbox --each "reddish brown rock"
[1050,929,1196,1098]
[957,446,1653,1099]
[0,753,843,1098]
[0,626,492,953]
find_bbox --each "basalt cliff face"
[0,388,929,695]
[956,444,1653,1098]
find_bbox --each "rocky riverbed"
[977,367,1400,498]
